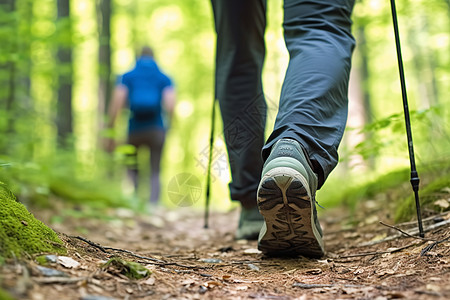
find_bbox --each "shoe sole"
[257,166,324,258]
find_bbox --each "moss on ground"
[321,162,450,223]
[102,257,151,280]
[395,174,450,222]
[0,288,14,300]
[321,168,410,210]
[0,182,66,262]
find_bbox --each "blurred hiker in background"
[211,0,355,257]
[106,46,176,207]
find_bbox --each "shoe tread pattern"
[258,175,324,258]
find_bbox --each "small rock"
[305,268,322,275]
[200,258,222,263]
[199,285,208,294]
[36,266,68,277]
[243,248,262,255]
[57,256,80,269]
[81,295,118,300]
[218,246,233,252]
[426,284,442,293]
[433,216,445,223]
[45,255,58,263]
[143,276,155,285]
[247,263,260,271]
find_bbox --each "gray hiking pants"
[127,128,165,204]
[211,0,355,208]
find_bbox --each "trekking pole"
[204,97,217,229]
[389,0,424,237]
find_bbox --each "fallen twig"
[379,222,437,242]
[420,235,450,256]
[71,235,165,263]
[337,242,418,259]
[394,212,449,228]
[72,236,109,253]
[293,282,386,290]
[71,235,205,270]
[102,246,166,264]
[359,219,450,247]
[137,259,206,270]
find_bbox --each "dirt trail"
[1,198,449,300]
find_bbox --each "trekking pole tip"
[413,189,425,238]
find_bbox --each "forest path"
[2,198,450,300]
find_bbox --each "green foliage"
[0,183,66,262]
[49,175,128,208]
[0,154,131,210]
[0,160,51,207]
[351,106,445,160]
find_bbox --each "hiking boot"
[235,206,264,240]
[257,138,325,258]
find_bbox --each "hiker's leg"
[127,134,141,193]
[127,157,138,191]
[211,0,267,208]
[147,129,165,204]
[262,0,355,188]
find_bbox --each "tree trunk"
[97,0,112,135]
[357,26,373,127]
[18,0,32,105]
[56,0,73,147]
[343,23,374,172]
[0,0,16,135]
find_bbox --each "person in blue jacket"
[106,46,176,206]
[211,0,355,257]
